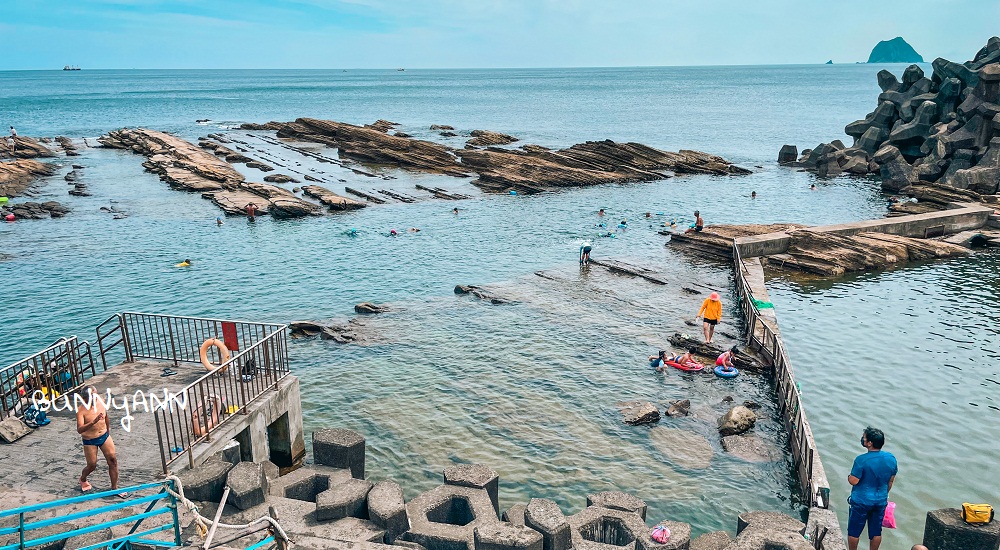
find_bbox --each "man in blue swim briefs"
[76,385,127,497]
[847,426,897,550]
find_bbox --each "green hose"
[752,298,774,309]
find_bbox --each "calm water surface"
[3,65,986,544]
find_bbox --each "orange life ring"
[199,338,231,371]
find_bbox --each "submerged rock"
[454,284,510,304]
[354,302,390,314]
[649,427,713,468]
[617,401,660,425]
[665,399,691,417]
[718,405,757,436]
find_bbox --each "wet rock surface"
[0,159,57,197]
[454,284,511,304]
[239,118,749,195]
[2,201,70,220]
[617,401,661,425]
[99,128,320,217]
[717,405,757,436]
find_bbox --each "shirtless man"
[76,385,126,496]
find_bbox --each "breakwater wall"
[732,246,846,550]
[735,202,993,258]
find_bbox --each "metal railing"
[0,480,182,550]
[0,336,98,420]
[99,312,285,370]
[153,326,289,473]
[732,243,830,510]
[92,312,288,474]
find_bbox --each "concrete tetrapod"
[642,520,692,550]
[268,464,352,502]
[224,461,268,510]
[922,507,1000,550]
[586,491,648,521]
[474,524,544,550]
[399,484,500,550]
[444,464,501,517]
[316,478,374,521]
[368,479,410,543]
[523,498,572,550]
[314,428,367,479]
[567,505,648,550]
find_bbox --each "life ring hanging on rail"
[199,338,231,371]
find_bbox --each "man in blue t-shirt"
[847,426,898,550]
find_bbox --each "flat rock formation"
[276,118,472,177]
[99,128,321,218]
[0,159,56,197]
[301,185,367,211]
[868,37,924,63]
[667,223,806,259]
[458,141,750,194]
[10,137,56,159]
[767,229,968,276]
[782,36,1000,210]
[454,284,510,304]
[54,136,79,156]
[1,201,70,220]
[466,130,518,147]
[243,118,749,194]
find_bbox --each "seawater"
[2,65,979,545]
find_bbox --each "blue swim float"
[714,365,739,378]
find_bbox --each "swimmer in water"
[453,207,459,214]
[645,212,651,218]
[598,208,605,216]
[751,191,757,199]
[408,228,420,233]
[810,184,817,191]
[175,259,191,267]
[389,229,398,237]
[216,216,224,226]
[345,228,358,236]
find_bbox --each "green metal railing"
[0,481,181,550]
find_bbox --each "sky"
[2,0,998,70]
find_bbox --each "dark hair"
[730,346,739,354]
[658,350,667,358]
[694,210,700,215]
[688,347,697,354]
[863,426,885,449]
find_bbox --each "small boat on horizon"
[63,65,81,71]
[397,68,405,71]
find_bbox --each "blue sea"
[2,65,996,547]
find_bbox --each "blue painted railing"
[0,481,181,550]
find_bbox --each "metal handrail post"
[121,315,134,363]
[19,512,24,550]
[170,481,182,546]
[167,320,179,367]
[155,412,168,475]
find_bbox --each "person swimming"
[648,350,668,371]
[598,208,605,216]
[175,259,192,267]
[453,207,459,214]
[345,228,358,236]
[408,228,421,233]
[216,216,224,226]
[389,229,398,236]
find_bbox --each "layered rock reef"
[0,159,56,198]
[99,128,323,218]
[243,118,749,194]
[782,37,1000,212]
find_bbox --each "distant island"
[867,37,923,63]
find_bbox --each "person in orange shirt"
[697,292,722,344]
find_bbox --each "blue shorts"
[82,431,110,447]
[848,501,886,539]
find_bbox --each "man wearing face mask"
[847,426,898,550]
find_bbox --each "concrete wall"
[187,375,305,471]
[739,258,847,550]
[736,203,993,258]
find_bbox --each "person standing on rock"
[9,126,16,138]
[696,292,722,344]
[6,136,13,156]
[847,427,897,550]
